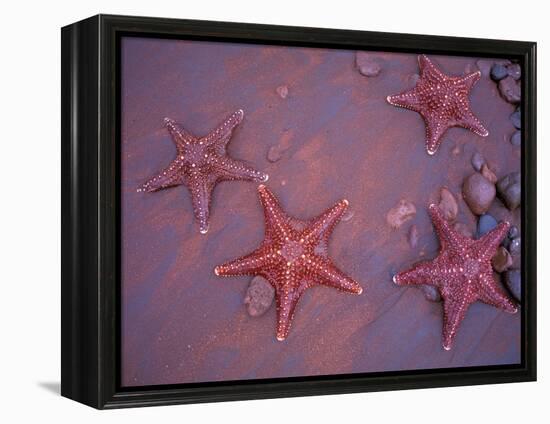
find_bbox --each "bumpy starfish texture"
[214,185,363,341]
[393,204,517,350]
[387,54,489,155]
[138,110,268,234]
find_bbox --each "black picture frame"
[61,14,537,409]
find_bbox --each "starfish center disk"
[280,240,304,263]
[462,258,480,279]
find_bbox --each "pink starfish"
[138,110,268,234]
[393,204,517,350]
[387,55,489,155]
[214,185,362,341]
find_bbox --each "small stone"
[509,237,521,256]
[276,85,289,99]
[490,63,508,81]
[408,225,419,248]
[454,222,474,238]
[504,270,521,302]
[386,200,416,229]
[355,52,381,77]
[497,172,521,210]
[244,276,275,317]
[477,214,498,238]
[507,63,521,80]
[341,209,354,222]
[510,109,521,129]
[508,225,519,239]
[476,59,493,77]
[267,145,284,162]
[481,164,498,184]
[421,285,441,302]
[471,152,485,172]
[438,187,458,221]
[492,246,513,273]
[510,131,521,147]
[498,76,521,104]
[463,173,496,215]
[452,144,461,156]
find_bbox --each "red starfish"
[393,204,517,350]
[214,185,362,341]
[387,55,489,155]
[138,110,268,234]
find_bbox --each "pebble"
[267,144,284,162]
[504,270,521,302]
[438,187,458,221]
[386,200,416,229]
[408,225,419,248]
[477,214,498,238]
[355,52,381,77]
[490,63,508,81]
[507,63,521,80]
[510,131,521,147]
[510,109,521,129]
[463,173,496,215]
[421,285,441,302]
[454,222,474,239]
[492,246,513,273]
[498,76,521,104]
[481,164,498,184]
[471,152,485,172]
[509,237,521,256]
[497,172,521,210]
[508,225,519,239]
[244,276,275,317]
[341,209,354,222]
[276,85,289,99]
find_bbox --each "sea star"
[387,54,489,155]
[393,204,517,350]
[138,110,268,234]
[214,185,362,341]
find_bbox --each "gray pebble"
[509,237,521,256]
[510,110,521,129]
[244,276,275,317]
[477,214,498,238]
[490,63,508,81]
[497,172,521,210]
[471,152,485,172]
[507,63,521,80]
[504,270,521,302]
[508,225,519,239]
[510,131,521,146]
[421,285,441,302]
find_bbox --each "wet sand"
[121,37,521,387]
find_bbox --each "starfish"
[214,185,362,341]
[393,204,517,350]
[387,54,489,155]
[138,110,268,234]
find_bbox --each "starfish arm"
[257,185,293,240]
[302,199,349,246]
[211,155,268,183]
[477,274,518,313]
[428,204,469,254]
[274,283,305,341]
[423,115,451,155]
[164,118,196,151]
[138,159,184,193]
[456,109,489,137]
[392,260,440,287]
[441,293,472,350]
[188,174,215,234]
[214,246,275,277]
[475,221,511,261]
[309,257,363,294]
[418,54,447,81]
[457,70,481,91]
[386,88,423,112]
[203,109,244,148]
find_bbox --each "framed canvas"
[61,14,536,409]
